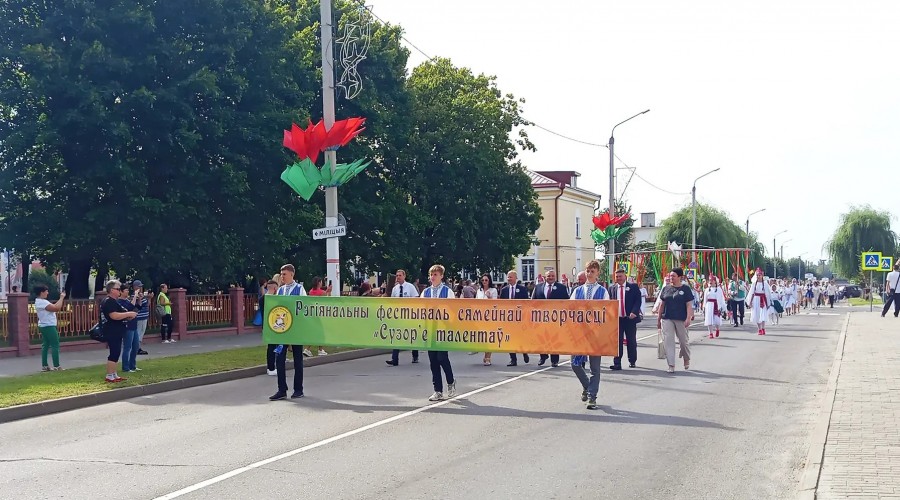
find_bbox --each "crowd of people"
[32,258,888,412]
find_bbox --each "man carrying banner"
[569,260,608,410]
[270,264,306,401]
[501,270,531,366]
[386,269,420,366]
[532,269,569,367]
[610,269,642,370]
[421,264,457,402]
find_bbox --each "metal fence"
[244,295,258,325]
[0,303,8,346]
[186,294,231,329]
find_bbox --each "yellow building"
[513,171,601,284]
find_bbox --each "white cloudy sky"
[368,0,900,262]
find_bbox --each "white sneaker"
[170,339,177,343]
[267,369,277,376]
[133,367,143,371]
[318,349,328,356]
[162,340,170,344]
[302,348,313,357]
[447,382,457,398]
[428,392,444,402]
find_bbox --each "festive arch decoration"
[616,248,752,286]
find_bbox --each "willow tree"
[826,206,896,278]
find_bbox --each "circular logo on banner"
[268,306,292,333]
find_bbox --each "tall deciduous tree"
[656,204,766,266]
[826,206,896,278]
[394,58,541,280]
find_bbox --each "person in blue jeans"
[569,260,608,410]
[118,284,142,373]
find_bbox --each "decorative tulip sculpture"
[280,117,371,200]
[590,211,632,248]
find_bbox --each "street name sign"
[312,226,347,240]
[861,252,882,271]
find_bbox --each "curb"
[796,312,851,500]
[0,348,388,424]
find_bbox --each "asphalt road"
[0,312,844,500]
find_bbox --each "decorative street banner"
[263,296,619,356]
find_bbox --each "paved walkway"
[817,310,900,499]
[0,332,267,378]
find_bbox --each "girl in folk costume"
[781,279,795,316]
[746,268,775,335]
[703,276,727,338]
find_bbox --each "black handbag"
[89,298,108,342]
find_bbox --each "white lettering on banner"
[312,226,347,240]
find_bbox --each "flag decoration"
[280,117,371,200]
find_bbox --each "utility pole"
[320,0,340,296]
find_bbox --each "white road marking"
[152,363,564,499]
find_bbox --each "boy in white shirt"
[569,260,608,410]
[421,264,456,401]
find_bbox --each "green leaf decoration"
[280,159,320,201]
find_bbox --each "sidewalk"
[0,333,266,378]
[816,310,900,499]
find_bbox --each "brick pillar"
[7,292,31,357]
[169,288,188,340]
[229,287,245,335]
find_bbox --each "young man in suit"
[609,269,642,370]
[270,264,307,401]
[500,270,531,366]
[386,269,420,366]
[532,269,569,367]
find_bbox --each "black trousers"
[391,349,419,363]
[539,354,560,364]
[728,300,744,325]
[428,351,454,392]
[613,319,638,366]
[828,294,835,307]
[275,345,304,393]
[160,314,174,340]
[266,344,277,371]
[509,353,530,363]
[882,291,900,317]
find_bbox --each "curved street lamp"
[691,168,721,264]
[607,109,650,277]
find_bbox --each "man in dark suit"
[500,270,531,366]
[610,269,642,370]
[532,269,569,367]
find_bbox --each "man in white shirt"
[826,282,837,308]
[386,269,420,366]
[882,263,900,318]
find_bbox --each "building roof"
[527,169,601,200]
[526,170,559,186]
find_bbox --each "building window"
[641,212,656,228]
[575,216,581,239]
[521,259,536,282]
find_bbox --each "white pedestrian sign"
[312,225,347,240]
[882,256,894,271]
[866,255,879,267]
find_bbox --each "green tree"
[27,269,60,300]
[656,204,765,266]
[826,206,897,278]
[388,58,541,280]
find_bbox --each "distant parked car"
[838,285,862,299]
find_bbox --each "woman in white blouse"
[475,273,498,365]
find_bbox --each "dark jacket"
[610,282,643,323]
[499,283,530,300]
[531,282,570,299]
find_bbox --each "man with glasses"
[532,269,569,367]
[386,269,420,366]
[569,260,608,410]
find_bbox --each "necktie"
[510,286,514,299]
[619,285,626,317]
[400,285,404,298]
[546,284,550,297]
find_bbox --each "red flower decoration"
[592,212,631,231]
[283,117,366,163]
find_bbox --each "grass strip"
[0,345,352,409]
[848,297,884,306]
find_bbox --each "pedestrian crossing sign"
[881,256,894,271]
[616,262,632,275]
[861,252,882,271]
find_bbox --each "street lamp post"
[745,208,766,276]
[773,230,788,277]
[607,109,650,278]
[780,239,793,260]
[798,252,807,281]
[691,168,720,265]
